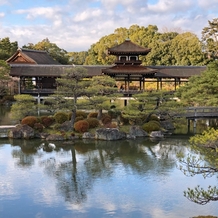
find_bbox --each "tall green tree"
[68,51,88,65]
[176,61,218,106]
[23,38,69,64]
[122,90,181,124]
[0,37,18,60]
[49,66,88,126]
[10,95,36,121]
[170,32,205,66]
[80,75,119,119]
[202,18,218,60]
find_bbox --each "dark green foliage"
[108,109,120,119]
[142,120,161,133]
[176,61,218,106]
[0,37,18,61]
[74,120,89,133]
[86,118,100,128]
[54,111,69,124]
[40,116,54,127]
[88,112,98,118]
[120,113,129,125]
[21,116,38,128]
[148,114,160,122]
[23,38,69,64]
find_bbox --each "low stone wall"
[0,125,17,138]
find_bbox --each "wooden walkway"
[185,107,218,119]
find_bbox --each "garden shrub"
[104,122,117,128]
[142,120,161,133]
[33,123,44,132]
[86,118,100,128]
[87,112,98,118]
[40,116,55,127]
[120,113,129,125]
[149,114,160,122]
[75,116,84,122]
[74,120,89,133]
[76,110,87,118]
[108,110,120,119]
[21,116,38,128]
[54,111,69,124]
[101,114,112,125]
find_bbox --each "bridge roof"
[9,64,206,79]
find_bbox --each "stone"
[129,125,148,137]
[95,128,126,141]
[46,134,65,141]
[58,121,73,132]
[8,124,35,139]
[149,131,164,138]
[82,132,95,139]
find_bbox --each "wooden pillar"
[143,78,145,91]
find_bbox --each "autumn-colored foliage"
[74,120,89,133]
[21,116,38,128]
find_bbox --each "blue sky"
[0,0,218,51]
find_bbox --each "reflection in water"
[0,137,218,218]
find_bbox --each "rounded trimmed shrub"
[101,114,112,125]
[40,116,55,127]
[54,111,69,124]
[21,116,38,128]
[142,120,161,133]
[87,112,98,118]
[74,120,89,133]
[86,118,99,128]
[75,116,84,122]
[149,114,160,122]
[76,110,87,119]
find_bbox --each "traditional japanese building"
[102,39,206,91]
[7,41,206,96]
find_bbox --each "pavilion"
[7,40,206,96]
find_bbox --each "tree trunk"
[97,109,103,120]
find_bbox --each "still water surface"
[0,137,218,218]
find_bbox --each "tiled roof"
[9,64,206,79]
[102,65,156,75]
[150,66,206,78]
[9,65,111,77]
[108,39,151,55]
[6,48,60,65]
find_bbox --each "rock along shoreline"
[1,124,167,141]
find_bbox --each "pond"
[0,137,218,218]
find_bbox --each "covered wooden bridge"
[7,41,206,96]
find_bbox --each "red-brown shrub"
[33,123,44,132]
[104,122,117,128]
[74,120,89,133]
[21,116,38,128]
[41,116,54,127]
[101,114,112,125]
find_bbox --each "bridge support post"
[193,119,197,134]
[187,119,190,133]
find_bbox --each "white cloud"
[0,0,218,51]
